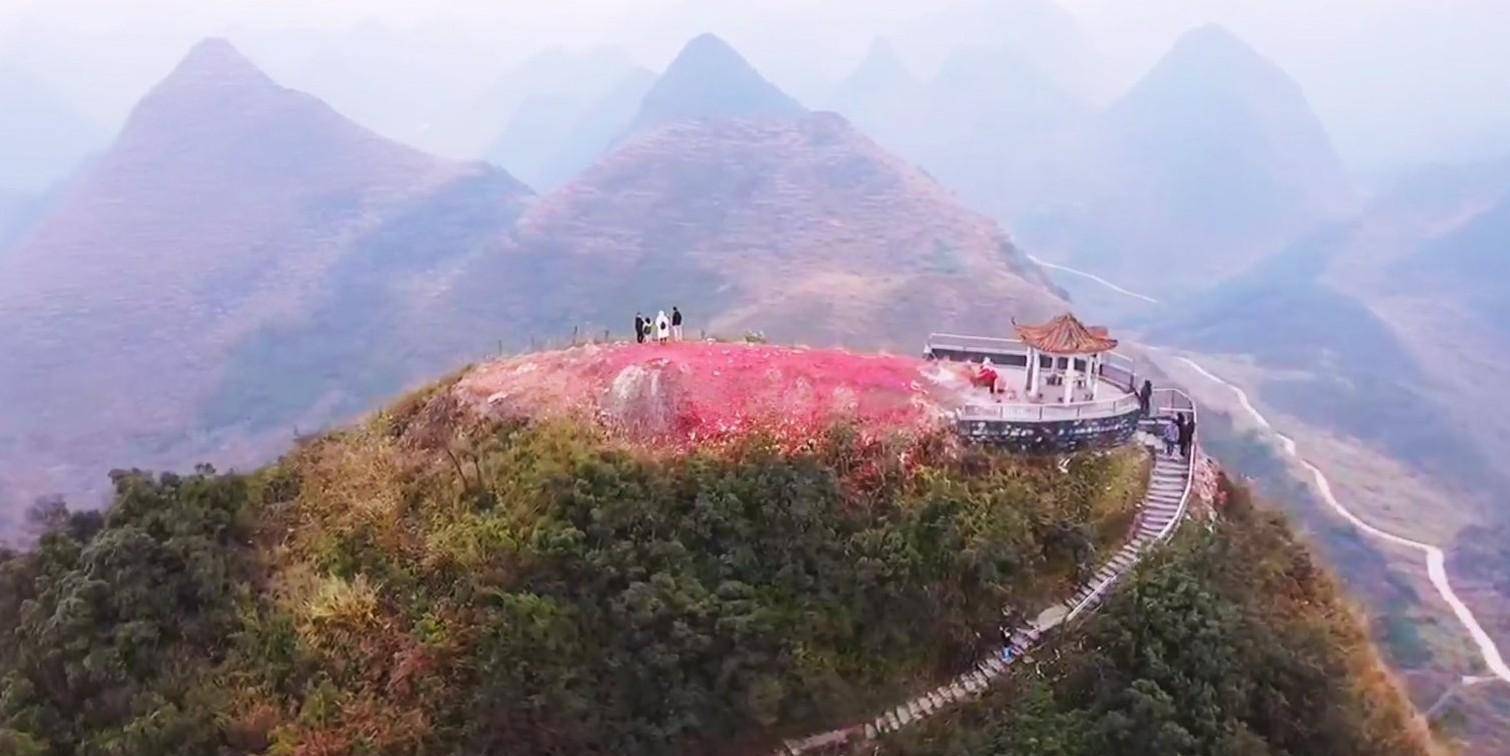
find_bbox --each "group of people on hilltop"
[633,307,684,344]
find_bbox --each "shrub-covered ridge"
[0,391,1148,754]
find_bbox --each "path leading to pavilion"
[1177,357,1510,687]
[1026,254,1162,305]
[774,425,1196,755]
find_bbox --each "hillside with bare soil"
[0,39,533,515]
[454,111,1065,351]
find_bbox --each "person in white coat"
[655,310,670,343]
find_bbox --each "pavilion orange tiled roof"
[1013,313,1119,355]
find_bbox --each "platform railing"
[956,392,1141,422]
[925,332,1026,355]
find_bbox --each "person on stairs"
[671,306,683,341]
[1178,413,1196,459]
[1162,418,1179,457]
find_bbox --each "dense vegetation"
[0,383,1148,754]
[883,476,1435,756]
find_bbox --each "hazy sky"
[2,0,1507,174]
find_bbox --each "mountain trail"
[1027,254,1161,304]
[1176,356,1510,687]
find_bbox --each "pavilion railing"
[956,394,1142,422]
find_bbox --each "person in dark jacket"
[1138,380,1153,416]
[634,313,645,344]
[671,307,683,341]
[1178,413,1196,458]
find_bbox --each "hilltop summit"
[454,341,978,449]
[0,335,1434,754]
[628,33,805,134]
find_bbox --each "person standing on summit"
[655,310,670,343]
[634,313,645,344]
[671,306,683,341]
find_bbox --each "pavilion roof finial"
[1013,312,1119,355]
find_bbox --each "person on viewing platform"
[975,358,1000,393]
[1162,419,1179,456]
[655,310,670,343]
[1138,380,1153,416]
[634,313,645,344]
[671,306,684,340]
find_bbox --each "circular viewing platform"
[923,328,1164,454]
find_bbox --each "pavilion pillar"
[1062,353,1076,404]
[1090,354,1100,400]
[1026,348,1038,394]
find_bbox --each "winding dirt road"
[1177,356,1510,686]
[1032,255,1510,687]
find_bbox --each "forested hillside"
[0,366,1433,754]
[882,477,1435,756]
[0,375,1146,754]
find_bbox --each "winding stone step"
[774,438,1196,754]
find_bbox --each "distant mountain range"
[0,38,533,513]
[0,34,1064,521]
[827,36,1085,206]
[827,24,1354,297]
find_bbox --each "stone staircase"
[776,431,1195,755]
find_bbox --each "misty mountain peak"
[164,37,277,93]
[678,32,741,64]
[849,37,914,88]
[1092,22,1353,265]
[1140,23,1296,97]
[628,32,805,134]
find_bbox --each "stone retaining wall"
[956,408,1141,453]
